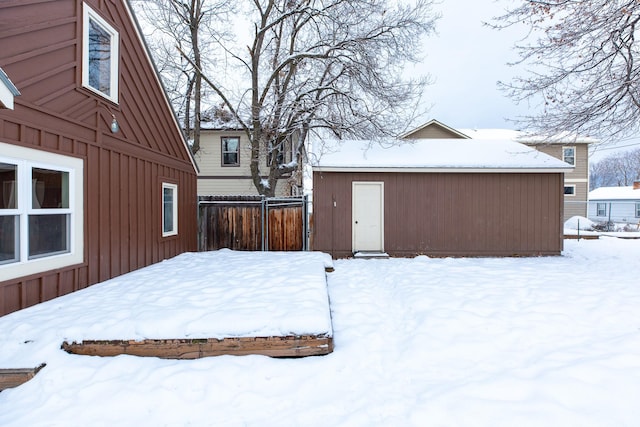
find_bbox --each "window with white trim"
[0,143,83,281]
[162,183,178,237]
[564,185,576,196]
[82,4,119,103]
[562,146,576,166]
[596,203,606,217]
[635,202,640,218]
[221,137,240,166]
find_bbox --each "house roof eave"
[399,119,471,140]
[0,67,20,110]
[124,0,199,174]
[312,166,573,174]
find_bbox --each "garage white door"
[352,181,384,252]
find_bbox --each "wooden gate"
[198,196,308,251]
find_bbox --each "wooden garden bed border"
[61,335,333,359]
[0,364,46,391]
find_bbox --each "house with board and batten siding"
[0,0,198,316]
[402,119,594,221]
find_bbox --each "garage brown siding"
[312,172,564,258]
[0,0,197,316]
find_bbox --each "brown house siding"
[0,0,197,316]
[312,172,564,258]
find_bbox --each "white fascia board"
[0,67,20,110]
[312,166,574,174]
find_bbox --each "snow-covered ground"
[1,238,640,426]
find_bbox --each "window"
[266,140,292,168]
[596,203,606,217]
[0,143,83,281]
[221,137,240,166]
[564,185,576,196]
[82,4,119,102]
[162,183,178,237]
[636,203,640,218]
[563,146,576,166]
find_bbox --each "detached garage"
[311,139,573,258]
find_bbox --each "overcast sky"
[413,0,530,130]
[415,0,639,161]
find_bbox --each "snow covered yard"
[1,238,640,426]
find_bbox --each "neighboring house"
[312,138,572,258]
[0,0,198,316]
[402,119,594,221]
[588,183,640,225]
[196,125,302,197]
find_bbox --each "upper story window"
[221,137,240,166]
[82,4,119,103]
[562,146,576,166]
[0,142,83,281]
[162,183,178,237]
[266,139,293,168]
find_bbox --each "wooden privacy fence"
[198,195,308,251]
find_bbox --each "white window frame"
[221,136,240,166]
[564,185,576,196]
[635,202,640,218]
[82,4,119,103]
[0,142,84,281]
[562,146,576,166]
[596,202,606,217]
[162,182,178,237]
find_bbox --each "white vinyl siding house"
[588,185,640,224]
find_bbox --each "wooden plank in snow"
[0,364,46,391]
[61,335,333,359]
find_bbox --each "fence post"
[303,195,309,251]
[261,196,265,251]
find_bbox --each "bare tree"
[132,0,231,154]
[493,1,640,143]
[167,0,436,196]
[590,148,640,189]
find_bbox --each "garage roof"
[312,139,574,173]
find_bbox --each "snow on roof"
[589,186,640,201]
[312,139,573,172]
[199,119,244,131]
[459,129,521,140]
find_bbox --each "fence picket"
[198,196,307,251]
